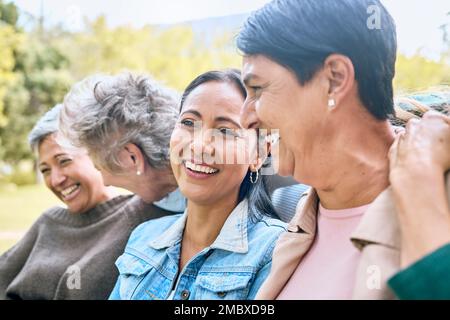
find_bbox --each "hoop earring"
[250,170,259,184]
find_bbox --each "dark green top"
[388,243,450,300]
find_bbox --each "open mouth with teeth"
[60,183,81,201]
[184,160,220,177]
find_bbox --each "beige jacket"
[257,173,450,300]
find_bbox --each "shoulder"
[256,216,288,230]
[250,214,287,236]
[249,217,286,249]
[39,206,68,222]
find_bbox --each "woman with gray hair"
[0,103,179,299]
[59,72,185,210]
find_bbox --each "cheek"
[43,176,55,192]
[170,129,191,164]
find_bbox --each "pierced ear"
[122,143,145,173]
[249,157,264,172]
[323,54,355,101]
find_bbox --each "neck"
[315,112,395,209]
[183,191,239,249]
[137,166,178,203]
[103,187,119,201]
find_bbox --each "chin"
[180,188,213,205]
[67,199,89,214]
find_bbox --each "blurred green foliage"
[0,1,449,187]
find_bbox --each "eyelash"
[40,159,72,174]
[249,86,263,95]
[180,119,240,137]
[180,119,194,127]
[60,159,72,165]
[219,127,238,136]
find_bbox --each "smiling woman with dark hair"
[109,69,286,300]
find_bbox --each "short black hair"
[180,69,278,220]
[237,0,397,120]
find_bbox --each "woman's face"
[170,81,258,205]
[38,134,110,213]
[240,54,329,184]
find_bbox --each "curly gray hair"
[59,72,180,173]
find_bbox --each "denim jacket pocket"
[195,272,254,300]
[115,253,153,299]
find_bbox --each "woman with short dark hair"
[237,0,417,300]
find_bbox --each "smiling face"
[170,81,258,206]
[38,134,111,213]
[240,54,330,184]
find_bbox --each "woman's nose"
[50,168,66,188]
[240,98,260,129]
[190,130,215,161]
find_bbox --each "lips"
[183,160,220,180]
[184,160,219,174]
[59,183,81,201]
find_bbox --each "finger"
[422,110,445,120]
[392,125,405,136]
[388,132,404,165]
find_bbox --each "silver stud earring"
[136,170,141,176]
[250,170,259,184]
[328,98,336,109]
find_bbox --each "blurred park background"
[0,0,449,254]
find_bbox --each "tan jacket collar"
[351,186,401,251]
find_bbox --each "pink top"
[277,203,369,300]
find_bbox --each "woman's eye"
[219,127,238,136]
[250,86,262,95]
[60,159,72,166]
[180,119,194,127]
[40,168,50,175]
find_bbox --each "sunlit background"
[0,0,449,253]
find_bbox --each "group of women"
[1,0,449,300]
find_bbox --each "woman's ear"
[249,157,265,172]
[323,54,355,108]
[120,143,145,174]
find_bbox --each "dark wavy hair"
[180,69,278,220]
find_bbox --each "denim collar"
[149,200,249,253]
[153,188,186,213]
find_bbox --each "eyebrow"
[180,109,201,118]
[181,110,242,128]
[215,116,242,128]
[38,153,69,167]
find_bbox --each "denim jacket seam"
[199,265,257,273]
[261,237,278,267]
[123,247,175,280]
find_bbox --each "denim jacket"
[109,200,286,300]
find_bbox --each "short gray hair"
[28,104,63,151]
[60,72,180,173]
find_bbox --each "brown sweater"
[0,195,179,300]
